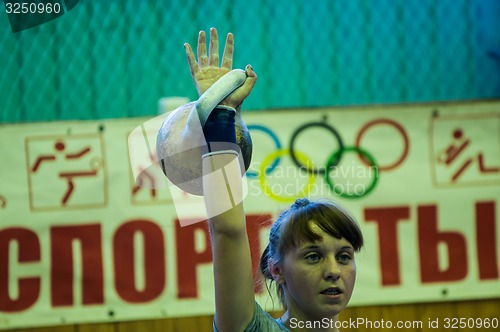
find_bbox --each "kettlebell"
[156,69,253,195]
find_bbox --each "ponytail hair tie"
[291,197,311,209]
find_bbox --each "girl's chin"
[318,303,347,318]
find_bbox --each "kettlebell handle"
[156,68,250,196]
[189,69,247,128]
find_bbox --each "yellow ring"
[258,149,316,203]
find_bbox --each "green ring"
[325,146,379,199]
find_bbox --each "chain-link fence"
[1,0,499,123]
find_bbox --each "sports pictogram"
[431,114,500,186]
[131,152,160,199]
[26,135,106,210]
[438,128,500,182]
[127,116,180,205]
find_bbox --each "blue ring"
[246,124,282,178]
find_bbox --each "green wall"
[1,0,499,123]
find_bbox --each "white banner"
[0,101,499,329]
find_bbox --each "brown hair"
[259,198,363,308]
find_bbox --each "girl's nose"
[323,257,341,280]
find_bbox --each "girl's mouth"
[320,287,342,296]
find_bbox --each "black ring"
[289,122,344,175]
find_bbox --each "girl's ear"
[268,260,285,284]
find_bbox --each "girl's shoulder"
[213,302,289,332]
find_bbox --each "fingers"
[242,64,257,90]
[221,33,234,69]
[245,64,256,78]
[192,28,236,73]
[218,64,257,108]
[197,30,208,68]
[184,43,199,77]
[208,27,219,66]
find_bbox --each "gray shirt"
[213,302,289,331]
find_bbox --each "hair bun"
[292,198,310,209]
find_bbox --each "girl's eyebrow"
[297,244,320,252]
[340,245,355,252]
[298,244,354,252]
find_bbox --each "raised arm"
[185,28,257,331]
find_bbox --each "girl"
[185,28,364,332]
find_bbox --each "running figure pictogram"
[132,152,159,198]
[438,128,500,182]
[31,140,100,205]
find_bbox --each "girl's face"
[278,221,357,321]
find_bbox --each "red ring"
[355,119,409,171]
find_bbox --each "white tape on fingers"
[195,69,247,127]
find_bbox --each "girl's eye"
[337,253,352,264]
[304,253,321,263]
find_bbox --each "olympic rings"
[258,149,316,203]
[325,146,379,199]
[355,119,409,171]
[247,117,407,202]
[289,122,344,175]
[246,124,282,178]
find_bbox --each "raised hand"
[184,27,257,109]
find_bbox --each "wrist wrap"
[202,106,239,155]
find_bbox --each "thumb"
[242,64,257,91]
